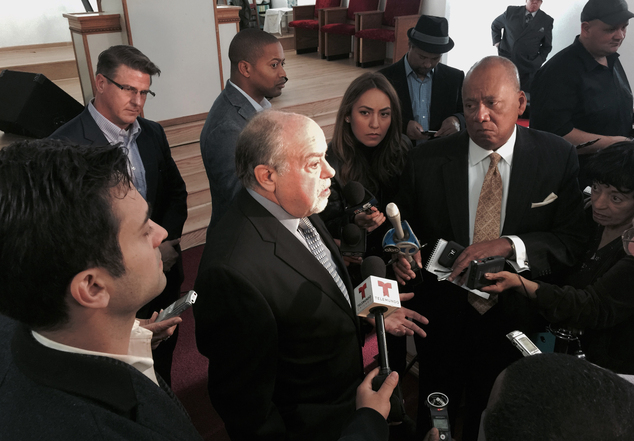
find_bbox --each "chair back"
[347,0,379,20]
[314,0,341,17]
[382,0,420,26]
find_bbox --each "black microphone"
[343,181,378,216]
[355,256,405,422]
[340,223,366,257]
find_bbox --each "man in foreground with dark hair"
[481,353,634,441]
[51,44,188,384]
[200,28,287,229]
[0,139,200,440]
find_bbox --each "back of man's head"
[484,353,634,441]
[0,139,131,331]
[229,28,281,72]
[96,44,161,80]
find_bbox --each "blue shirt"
[405,55,433,131]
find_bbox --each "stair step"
[0,43,78,81]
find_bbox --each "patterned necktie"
[298,218,351,306]
[525,13,533,26]
[469,152,502,314]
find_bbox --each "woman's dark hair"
[0,140,131,331]
[586,141,634,194]
[330,72,408,193]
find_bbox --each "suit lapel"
[135,121,158,206]
[503,126,534,234]
[225,82,258,122]
[442,133,471,245]
[79,108,109,146]
[239,191,356,320]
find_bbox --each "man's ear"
[254,164,276,193]
[237,60,252,78]
[95,73,107,95]
[517,90,527,116]
[580,21,591,37]
[68,268,111,310]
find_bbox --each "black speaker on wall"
[0,69,84,139]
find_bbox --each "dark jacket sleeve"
[534,256,634,329]
[338,408,389,441]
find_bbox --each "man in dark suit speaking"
[393,56,587,440]
[379,15,465,145]
[50,45,188,385]
[194,110,428,441]
[492,0,553,95]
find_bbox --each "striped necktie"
[298,217,351,306]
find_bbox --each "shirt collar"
[32,320,157,385]
[247,188,300,233]
[469,125,517,167]
[228,80,272,111]
[88,100,141,144]
[404,54,434,81]
[573,35,620,71]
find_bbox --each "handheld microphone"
[382,203,421,267]
[354,256,405,422]
[340,223,366,257]
[343,181,378,216]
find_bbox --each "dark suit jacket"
[194,189,365,441]
[379,57,465,137]
[0,324,203,440]
[50,108,188,241]
[492,6,553,89]
[400,127,587,283]
[200,81,258,229]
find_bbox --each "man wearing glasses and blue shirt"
[51,45,188,386]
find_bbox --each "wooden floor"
[0,44,384,249]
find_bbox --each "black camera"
[465,256,505,290]
[426,392,451,441]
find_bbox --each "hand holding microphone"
[342,181,385,232]
[382,203,423,285]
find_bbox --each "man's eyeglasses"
[102,74,155,99]
[622,227,634,256]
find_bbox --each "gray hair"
[235,110,308,189]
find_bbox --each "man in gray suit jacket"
[200,29,288,230]
[492,0,553,94]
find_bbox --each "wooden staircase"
[0,43,379,250]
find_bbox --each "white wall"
[0,0,84,48]
[443,0,634,81]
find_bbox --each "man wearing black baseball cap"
[530,0,634,187]
[379,15,465,144]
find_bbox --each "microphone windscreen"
[343,181,366,206]
[342,223,362,245]
[386,202,399,218]
[361,256,387,280]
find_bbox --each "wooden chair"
[320,0,379,61]
[354,0,421,67]
[288,0,341,56]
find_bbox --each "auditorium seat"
[288,0,341,57]
[354,0,420,68]
[320,0,379,61]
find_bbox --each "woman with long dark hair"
[321,72,411,256]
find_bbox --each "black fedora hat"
[407,15,454,54]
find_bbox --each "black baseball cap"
[581,0,634,25]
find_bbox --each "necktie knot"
[525,13,533,25]
[488,152,502,169]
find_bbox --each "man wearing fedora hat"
[530,0,634,187]
[379,15,465,144]
[491,0,554,96]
